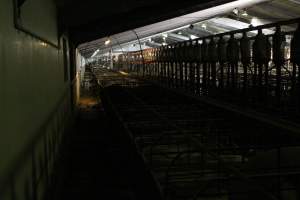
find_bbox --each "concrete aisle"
[52,94,137,199]
[48,93,162,200]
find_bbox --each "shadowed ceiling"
[56,0,234,45]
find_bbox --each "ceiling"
[71,0,300,58]
[56,0,235,45]
[77,0,266,57]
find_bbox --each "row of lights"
[96,7,259,56]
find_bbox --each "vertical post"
[196,41,201,94]
[184,42,188,90]
[203,63,207,94]
[218,36,227,90]
[211,63,217,88]
[167,46,170,87]
[196,62,200,94]
[258,63,263,88]
[163,47,166,84]
[184,62,188,90]
[227,34,239,90]
[110,48,113,69]
[209,37,217,89]
[291,24,300,109]
[202,39,208,95]
[273,26,285,104]
[264,61,269,98]
[253,28,271,103]
[220,63,224,89]
[156,49,159,79]
[227,63,231,88]
[180,44,184,88]
[171,62,174,87]
[175,62,178,88]
[190,63,195,92]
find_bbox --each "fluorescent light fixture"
[232,8,239,15]
[210,17,249,29]
[91,49,100,58]
[80,0,269,54]
[105,39,111,45]
[251,17,260,26]
[190,35,198,40]
[241,9,248,16]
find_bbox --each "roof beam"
[168,33,190,41]
[145,41,161,47]
[184,27,212,37]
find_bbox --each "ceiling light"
[178,31,182,35]
[105,39,111,45]
[233,8,239,15]
[162,33,168,38]
[190,35,198,40]
[201,24,207,29]
[162,42,167,46]
[251,17,259,26]
[91,49,100,58]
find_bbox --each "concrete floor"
[46,72,162,200]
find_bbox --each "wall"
[0,0,73,199]
[75,50,86,102]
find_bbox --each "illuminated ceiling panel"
[80,0,300,58]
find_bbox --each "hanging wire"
[132,29,146,76]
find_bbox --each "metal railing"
[88,67,300,200]
[120,18,300,122]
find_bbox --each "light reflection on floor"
[79,96,99,109]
